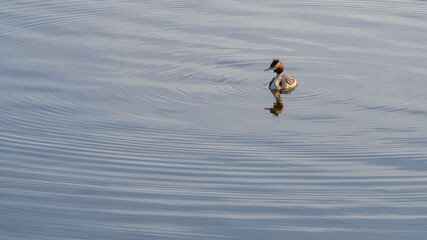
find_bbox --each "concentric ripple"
[1,0,427,239]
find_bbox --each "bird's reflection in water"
[265,90,283,116]
[265,88,295,116]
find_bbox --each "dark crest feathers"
[270,58,279,68]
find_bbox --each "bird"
[265,58,298,94]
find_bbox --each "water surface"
[1,0,427,239]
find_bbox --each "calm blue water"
[1,0,427,239]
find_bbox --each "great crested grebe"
[265,58,298,94]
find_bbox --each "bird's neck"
[274,72,283,83]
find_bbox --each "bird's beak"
[264,67,272,71]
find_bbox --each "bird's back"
[279,74,298,94]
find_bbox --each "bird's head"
[264,58,284,74]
